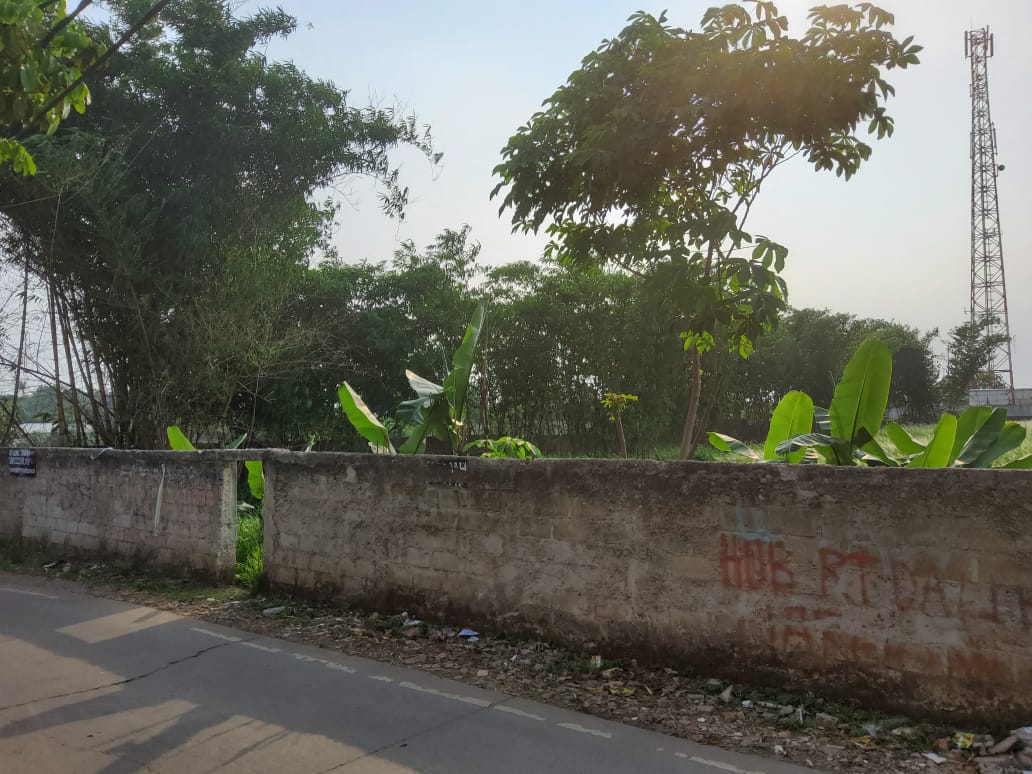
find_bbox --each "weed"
[235,504,265,594]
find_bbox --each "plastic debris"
[953,732,975,749]
[262,606,286,617]
[402,619,423,628]
[922,752,947,765]
[741,700,753,709]
[457,628,478,638]
[862,722,880,737]
[1013,727,1032,744]
[590,654,603,669]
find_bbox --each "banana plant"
[708,389,815,463]
[339,301,488,455]
[886,406,1032,469]
[774,338,896,465]
[167,426,264,500]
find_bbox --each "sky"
[236,0,1030,387]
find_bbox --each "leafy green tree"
[0,0,103,174]
[492,2,921,458]
[0,0,439,447]
[939,318,1011,410]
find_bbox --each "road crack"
[0,636,257,713]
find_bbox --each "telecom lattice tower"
[965,27,1014,393]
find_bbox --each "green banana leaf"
[885,422,925,456]
[765,390,813,463]
[1000,454,1032,469]
[338,382,394,453]
[950,405,995,464]
[168,426,263,499]
[167,425,197,451]
[830,338,892,448]
[814,406,831,434]
[442,301,486,427]
[776,432,851,465]
[954,408,1007,467]
[707,432,761,461]
[244,460,264,500]
[966,421,1027,468]
[908,413,957,468]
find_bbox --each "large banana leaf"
[1000,454,1032,469]
[776,433,851,465]
[167,425,197,451]
[830,338,892,448]
[908,413,956,468]
[442,301,486,427]
[954,408,1007,467]
[399,394,451,454]
[966,421,1027,468]
[244,460,264,500]
[814,406,831,434]
[338,383,394,453]
[885,422,925,456]
[765,390,813,462]
[950,405,994,464]
[707,432,761,461]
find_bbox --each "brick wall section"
[0,449,237,577]
[2,448,1030,721]
[262,452,1032,723]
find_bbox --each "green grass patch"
[235,504,265,593]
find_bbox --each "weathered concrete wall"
[262,453,1032,723]
[0,449,237,577]
[2,448,1030,721]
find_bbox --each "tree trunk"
[678,347,703,460]
[615,415,627,458]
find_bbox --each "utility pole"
[965,27,1014,396]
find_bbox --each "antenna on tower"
[965,26,1014,396]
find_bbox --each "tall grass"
[235,503,264,593]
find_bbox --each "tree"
[939,318,1010,411]
[492,2,921,458]
[0,0,103,174]
[0,0,439,447]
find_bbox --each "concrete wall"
[0,449,237,577]
[2,448,1031,721]
[262,453,1032,722]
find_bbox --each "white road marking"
[368,675,394,683]
[493,705,545,721]
[398,681,491,708]
[557,722,612,739]
[0,587,58,599]
[292,653,326,664]
[189,627,241,642]
[325,661,356,673]
[241,641,282,653]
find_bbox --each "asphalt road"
[0,573,814,774]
